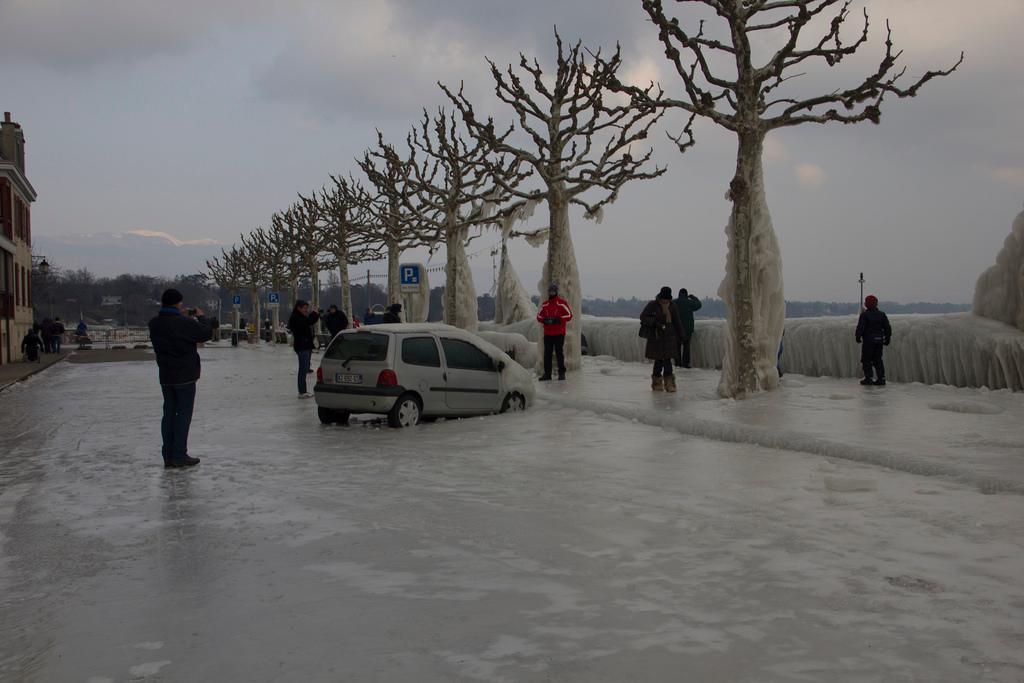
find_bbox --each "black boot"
[166,456,201,468]
[874,378,886,386]
[860,378,874,386]
[558,371,566,380]
[539,374,552,382]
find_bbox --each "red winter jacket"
[537,296,573,336]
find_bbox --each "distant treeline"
[30,266,969,327]
[579,296,971,318]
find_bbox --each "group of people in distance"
[639,287,702,392]
[19,316,70,361]
[535,282,704,392]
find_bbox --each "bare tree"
[403,109,531,330]
[357,132,435,307]
[443,31,674,369]
[205,249,245,329]
[231,235,271,343]
[284,195,333,316]
[320,176,382,321]
[248,225,295,335]
[610,0,961,397]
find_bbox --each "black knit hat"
[161,288,183,307]
[657,286,673,300]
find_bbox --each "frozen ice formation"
[973,206,1024,332]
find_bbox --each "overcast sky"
[2,0,1022,303]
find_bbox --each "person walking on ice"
[288,300,320,398]
[537,283,573,381]
[855,294,892,386]
[641,287,685,392]
[21,328,43,362]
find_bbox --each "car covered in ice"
[313,324,535,427]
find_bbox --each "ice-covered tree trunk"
[336,253,353,322]
[248,286,260,343]
[717,132,785,398]
[443,219,478,330]
[973,206,1024,331]
[232,291,241,330]
[540,183,582,370]
[495,242,536,324]
[386,239,401,306]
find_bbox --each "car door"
[439,337,501,412]
[398,336,446,414]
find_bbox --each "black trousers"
[653,358,674,377]
[543,335,566,376]
[680,334,692,368]
[861,341,885,381]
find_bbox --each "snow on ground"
[484,312,1024,391]
[1,344,1023,681]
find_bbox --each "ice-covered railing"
[483,313,1024,391]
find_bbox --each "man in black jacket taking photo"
[149,288,213,468]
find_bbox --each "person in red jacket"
[536,283,573,381]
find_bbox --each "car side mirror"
[496,360,506,372]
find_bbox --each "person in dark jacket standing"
[382,303,402,324]
[641,287,685,392]
[673,288,702,368]
[323,304,349,338]
[536,283,573,381]
[148,288,213,468]
[51,317,66,353]
[855,294,892,386]
[40,318,54,354]
[288,300,320,398]
[21,329,43,362]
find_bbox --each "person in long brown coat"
[640,286,685,392]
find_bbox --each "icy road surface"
[1,344,1022,682]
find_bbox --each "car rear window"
[324,332,389,362]
[402,337,441,367]
[440,338,495,371]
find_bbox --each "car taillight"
[376,369,398,387]
[316,366,323,383]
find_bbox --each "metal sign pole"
[858,272,865,311]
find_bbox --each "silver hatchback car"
[313,324,534,427]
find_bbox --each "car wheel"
[501,392,526,413]
[387,394,421,428]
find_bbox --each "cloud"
[126,230,221,247]
[985,165,1024,189]
[0,0,275,69]
[763,135,791,164]
[795,163,827,189]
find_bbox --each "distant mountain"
[32,230,223,277]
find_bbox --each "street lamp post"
[858,272,865,312]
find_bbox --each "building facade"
[1,111,38,365]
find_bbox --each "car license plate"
[336,373,362,384]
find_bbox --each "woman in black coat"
[287,300,320,398]
[640,286,685,392]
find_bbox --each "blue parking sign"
[401,265,420,285]
[268,292,280,304]
[232,294,241,306]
